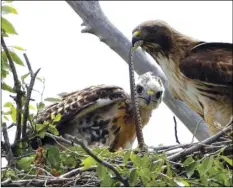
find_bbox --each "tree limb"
[65,1,210,141]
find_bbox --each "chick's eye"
[155,91,163,99]
[136,85,144,94]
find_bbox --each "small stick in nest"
[173,116,181,144]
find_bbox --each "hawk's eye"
[136,85,144,94]
[155,91,163,99]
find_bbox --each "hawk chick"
[32,72,164,151]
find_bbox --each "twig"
[173,116,181,144]
[1,36,24,143]
[14,151,36,160]
[45,133,76,147]
[1,177,75,187]
[64,133,129,187]
[23,53,33,76]
[60,167,96,178]
[162,124,232,162]
[2,123,15,167]
[22,53,41,138]
[0,123,17,131]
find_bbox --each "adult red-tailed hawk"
[132,20,232,135]
[32,72,164,151]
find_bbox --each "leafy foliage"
[2,144,232,186]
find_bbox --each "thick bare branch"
[65,1,210,141]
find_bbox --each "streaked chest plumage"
[154,53,204,115]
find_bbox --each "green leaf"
[34,124,47,138]
[221,156,232,166]
[2,82,15,93]
[17,156,35,171]
[54,113,62,122]
[81,156,97,169]
[36,77,44,82]
[101,174,114,187]
[129,168,138,186]
[48,124,59,136]
[123,151,131,164]
[2,5,18,14]
[29,104,36,111]
[8,51,24,66]
[197,156,213,176]
[186,161,198,178]
[1,52,9,68]
[13,46,25,51]
[4,102,14,108]
[183,156,194,166]
[37,102,45,111]
[3,115,9,121]
[8,104,17,123]
[60,153,77,168]
[174,178,190,187]
[130,153,142,168]
[21,73,30,82]
[44,97,62,103]
[200,175,208,186]
[96,164,108,180]
[1,69,9,79]
[46,146,60,169]
[1,17,18,35]
[183,157,198,179]
[141,154,150,167]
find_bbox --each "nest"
[1,125,232,187]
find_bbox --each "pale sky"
[2,1,232,166]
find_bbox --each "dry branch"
[22,53,41,138]
[155,123,233,163]
[65,0,210,141]
[173,116,181,144]
[1,123,15,167]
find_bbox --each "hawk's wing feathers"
[37,85,128,125]
[180,42,232,87]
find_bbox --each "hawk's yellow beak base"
[133,30,141,38]
[132,30,143,49]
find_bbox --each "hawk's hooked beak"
[132,30,143,49]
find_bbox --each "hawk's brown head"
[132,20,174,56]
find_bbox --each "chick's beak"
[145,95,152,105]
[145,89,155,105]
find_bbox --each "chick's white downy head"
[136,72,165,110]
